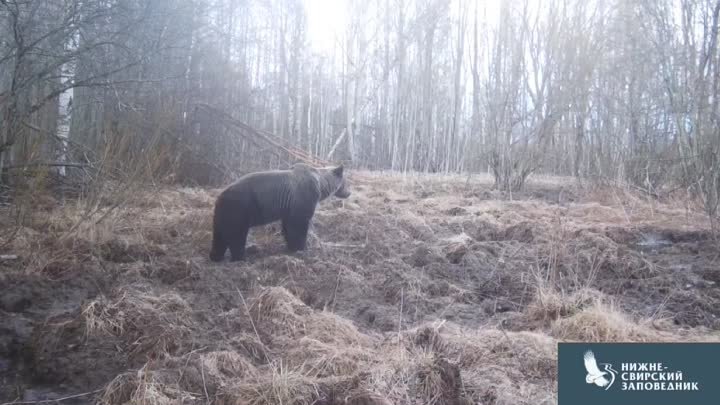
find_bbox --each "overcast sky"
[305,0,348,53]
[303,0,514,55]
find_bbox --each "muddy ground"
[1,171,719,405]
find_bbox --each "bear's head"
[333,165,351,198]
[325,164,351,199]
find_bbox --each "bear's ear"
[332,164,344,177]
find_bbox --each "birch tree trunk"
[450,1,466,173]
[391,0,405,171]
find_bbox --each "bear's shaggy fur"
[210,163,351,262]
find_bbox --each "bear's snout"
[336,188,351,198]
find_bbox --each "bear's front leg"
[284,217,311,252]
[228,226,250,261]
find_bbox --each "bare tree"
[1,0,719,224]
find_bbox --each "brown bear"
[209,163,351,262]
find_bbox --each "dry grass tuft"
[525,287,599,324]
[416,357,465,405]
[249,286,311,336]
[453,328,556,378]
[231,333,271,364]
[411,324,449,354]
[99,350,259,405]
[365,346,435,405]
[168,350,259,395]
[219,364,320,405]
[550,300,667,342]
[82,283,193,357]
[200,350,259,380]
[99,371,139,405]
[363,334,480,405]
[248,286,372,347]
[430,327,557,405]
[341,388,394,405]
[283,337,376,378]
[99,364,200,405]
[122,369,187,405]
[305,310,374,347]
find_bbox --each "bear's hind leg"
[228,226,250,262]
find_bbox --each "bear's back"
[218,167,321,225]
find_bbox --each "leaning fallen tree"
[193,103,332,169]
